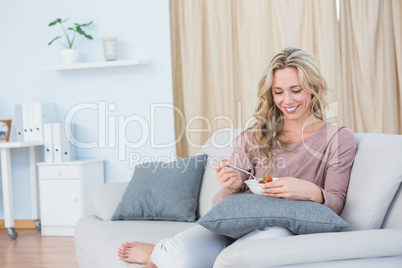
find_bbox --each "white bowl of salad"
[245,176,278,195]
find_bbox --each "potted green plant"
[48,18,94,64]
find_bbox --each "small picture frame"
[0,120,12,142]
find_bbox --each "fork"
[228,164,261,181]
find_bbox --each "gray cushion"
[198,192,348,239]
[112,154,208,222]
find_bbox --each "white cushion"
[341,133,402,230]
[382,185,402,229]
[197,129,242,218]
[91,182,128,221]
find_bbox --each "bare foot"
[117,241,155,264]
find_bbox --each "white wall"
[0,0,176,219]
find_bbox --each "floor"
[0,229,78,268]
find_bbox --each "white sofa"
[74,130,402,267]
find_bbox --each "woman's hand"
[214,157,243,193]
[261,177,324,204]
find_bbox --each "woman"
[117,47,357,267]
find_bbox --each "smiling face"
[272,67,312,123]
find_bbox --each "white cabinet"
[37,160,104,236]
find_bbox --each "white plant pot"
[62,49,78,64]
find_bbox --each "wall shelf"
[42,59,151,71]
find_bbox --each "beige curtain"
[339,0,402,134]
[170,0,340,157]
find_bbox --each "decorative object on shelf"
[48,18,94,64]
[61,49,78,65]
[102,37,118,61]
[0,120,12,142]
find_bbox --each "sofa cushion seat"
[75,215,197,268]
[214,229,402,267]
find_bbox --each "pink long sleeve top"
[212,123,357,215]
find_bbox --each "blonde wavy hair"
[245,47,329,170]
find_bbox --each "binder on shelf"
[15,102,57,142]
[52,123,62,162]
[33,102,57,142]
[61,124,76,162]
[14,104,24,142]
[43,124,54,162]
[52,123,76,162]
[27,103,35,141]
[21,103,32,141]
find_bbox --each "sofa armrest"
[91,182,128,221]
[215,229,402,268]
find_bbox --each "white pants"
[151,225,294,268]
